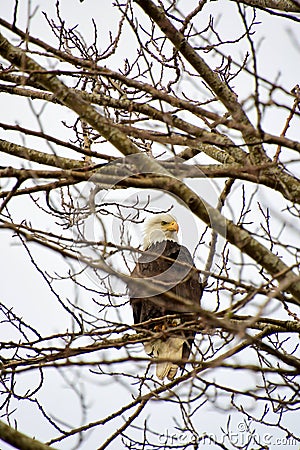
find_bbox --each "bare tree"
[0,1,300,449]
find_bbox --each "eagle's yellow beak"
[166,221,179,233]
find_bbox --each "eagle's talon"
[154,323,167,332]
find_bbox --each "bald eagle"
[129,213,202,380]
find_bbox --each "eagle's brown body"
[130,238,202,380]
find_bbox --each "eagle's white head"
[143,213,179,249]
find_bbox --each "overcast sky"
[1,1,300,449]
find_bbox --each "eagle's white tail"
[144,337,186,380]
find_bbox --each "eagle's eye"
[161,220,168,226]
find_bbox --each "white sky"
[0,1,300,449]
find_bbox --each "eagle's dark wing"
[164,243,202,364]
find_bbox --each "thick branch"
[0,420,57,450]
[0,138,277,189]
[232,0,300,12]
